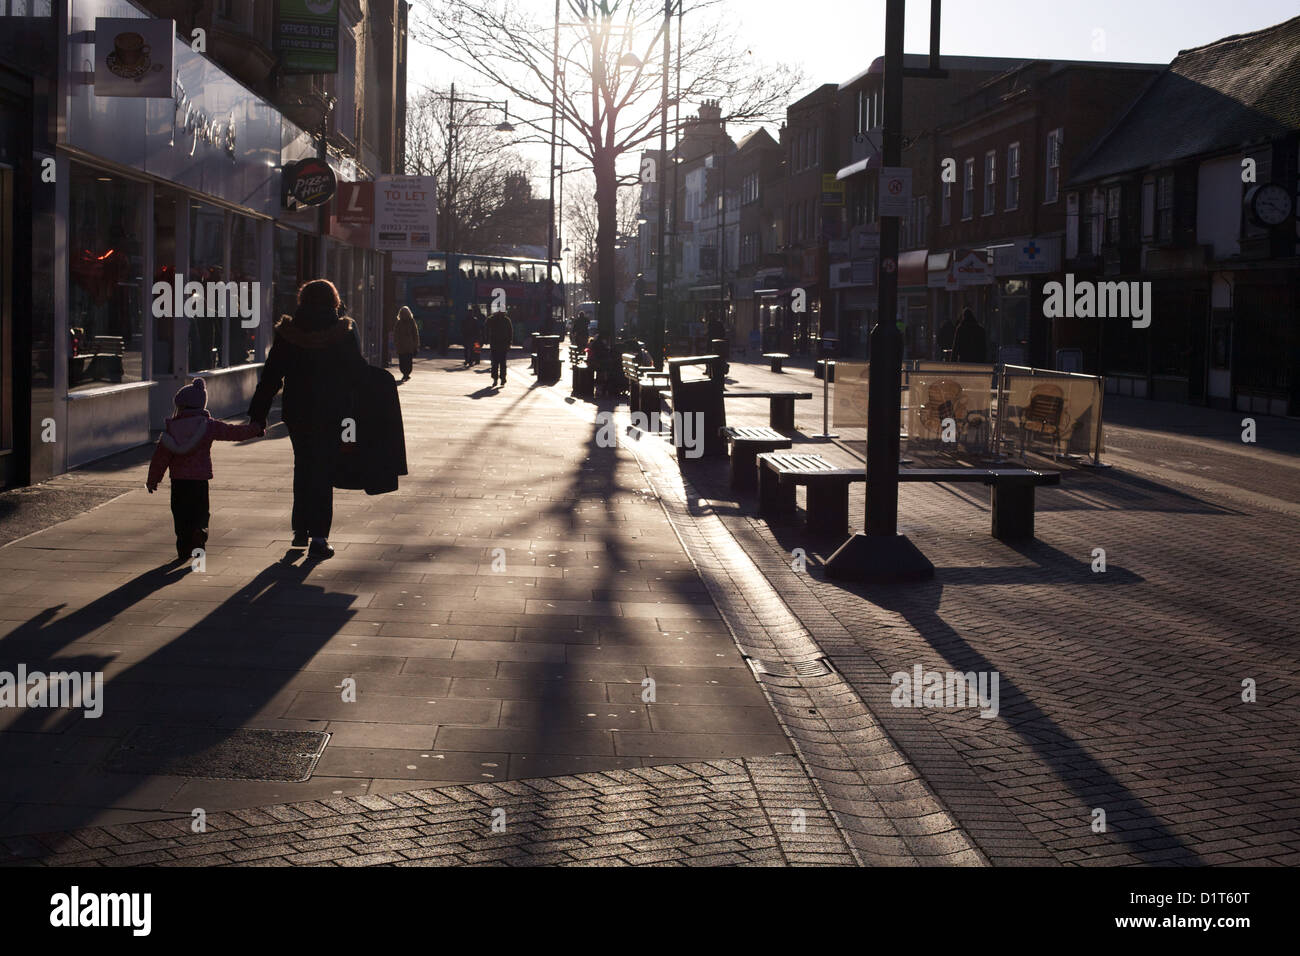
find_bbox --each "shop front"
[0,4,58,488]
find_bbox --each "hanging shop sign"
[94,17,175,98]
[283,157,337,209]
[277,0,340,75]
[335,181,375,224]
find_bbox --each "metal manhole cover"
[104,727,331,782]
[745,656,835,678]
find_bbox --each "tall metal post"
[825,0,934,581]
[545,0,560,334]
[446,82,456,255]
[653,0,671,369]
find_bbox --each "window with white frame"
[916,196,928,246]
[941,179,951,226]
[1106,185,1122,244]
[962,157,974,220]
[1045,128,1063,204]
[1006,142,1021,210]
[1088,188,1105,255]
[1141,177,1155,240]
[1156,171,1174,242]
[983,150,996,215]
[742,172,758,205]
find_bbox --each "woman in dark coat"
[249,279,367,559]
[952,307,988,364]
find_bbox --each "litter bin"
[668,355,727,462]
[536,335,562,384]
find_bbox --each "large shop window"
[187,200,226,372]
[68,165,146,391]
[228,214,259,366]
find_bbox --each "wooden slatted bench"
[723,389,813,430]
[757,453,865,533]
[762,352,790,373]
[756,457,1061,539]
[569,344,593,398]
[622,353,670,417]
[899,468,1060,540]
[721,425,792,491]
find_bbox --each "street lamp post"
[653,0,673,369]
[824,0,938,582]
[441,83,514,256]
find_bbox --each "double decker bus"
[400,252,564,350]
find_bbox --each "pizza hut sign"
[283,157,337,209]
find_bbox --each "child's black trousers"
[171,478,210,560]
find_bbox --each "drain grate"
[104,726,331,782]
[744,656,835,679]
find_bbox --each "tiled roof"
[1070,15,1300,183]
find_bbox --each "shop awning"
[836,153,881,181]
[898,249,929,287]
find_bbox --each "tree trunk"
[594,147,618,344]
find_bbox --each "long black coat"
[952,318,988,364]
[249,309,367,432]
[333,365,408,495]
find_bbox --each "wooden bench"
[569,344,593,398]
[623,352,670,418]
[721,425,792,491]
[756,457,1060,539]
[899,467,1060,540]
[757,453,865,533]
[762,352,790,373]
[723,389,813,430]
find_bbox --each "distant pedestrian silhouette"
[147,377,262,562]
[952,307,987,364]
[394,305,419,382]
[249,279,368,560]
[486,307,513,387]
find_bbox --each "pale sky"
[407,0,1298,224]
[410,0,1299,98]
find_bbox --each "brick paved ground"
[4,757,855,867]
[698,357,1300,865]
[5,346,1296,867]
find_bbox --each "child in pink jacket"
[147,378,263,562]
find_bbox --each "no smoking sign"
[878,166,913,218]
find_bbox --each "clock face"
[1250,183,1293,226]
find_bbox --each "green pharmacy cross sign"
[277,0,340,75]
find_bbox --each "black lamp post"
[824,0,943,583]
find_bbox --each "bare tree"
[405,85,538,254]
[411,0,802,339]
[564,174,640,304]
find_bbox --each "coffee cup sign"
[95,17,175,97]
[114,32,149,67]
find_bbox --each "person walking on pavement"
[393,306,419,382]
[459,308,479,367]
[473,308,487,366]
[248,280,368,560]
[952,307,988,363]
[147,377,263,563]
[486,306,514,387]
